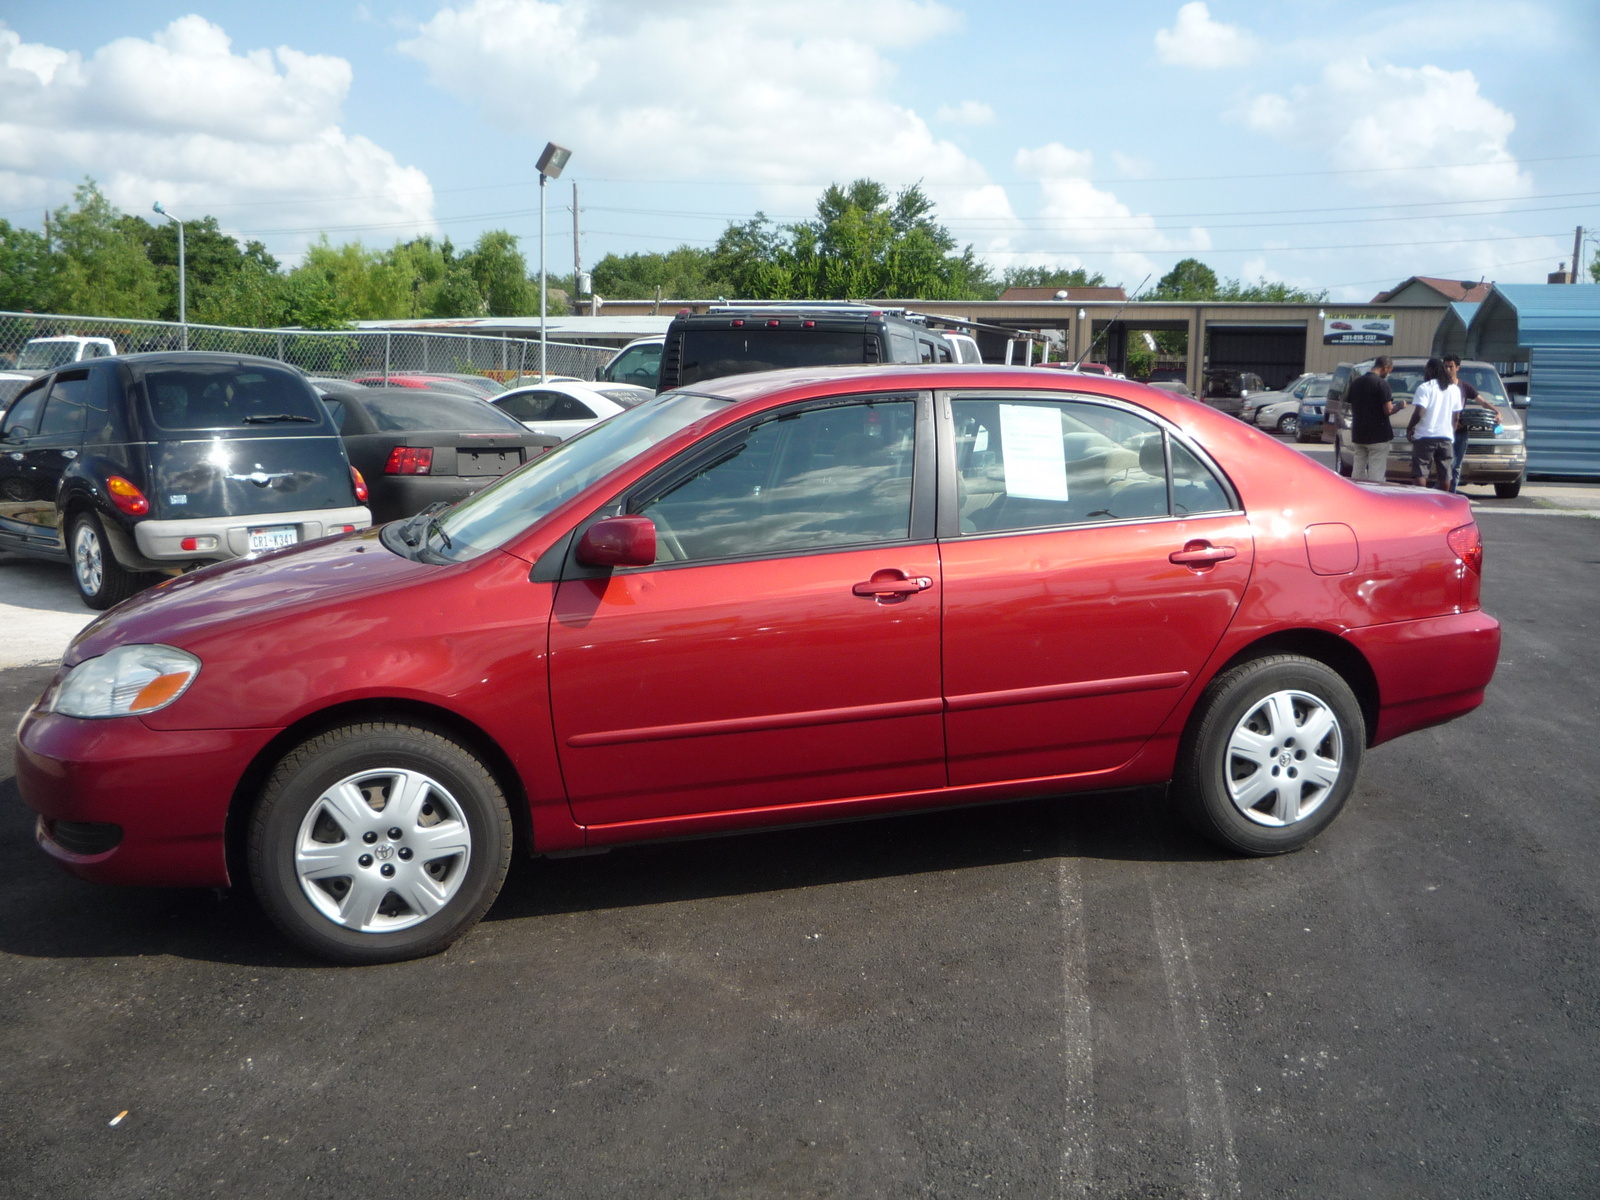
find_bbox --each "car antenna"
[1072,273,1151,372]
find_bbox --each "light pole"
[152,202,187,350]
[536,142,571,380]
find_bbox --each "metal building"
[1466,285,1600,478]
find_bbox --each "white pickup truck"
[14,335,119,373]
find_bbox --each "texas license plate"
[248,525,299,552]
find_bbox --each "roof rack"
[701,300,929,324]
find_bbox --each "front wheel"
[1495,473,1524,499]
[1278,413,1299,437]
[1172,655,1365,855]
[248,723,513,964]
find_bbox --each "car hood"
[65,528,432,665]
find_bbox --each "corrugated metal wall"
[1527,344,1600,475]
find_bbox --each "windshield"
[1458,366,1509,404]
[419,390,734,562]
[17,342,78,370]
[361,393,525,432]
[679,329,867,387]
[603,342,662,387]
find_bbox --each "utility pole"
[1575,226,1585,284]
[572,182,582,313]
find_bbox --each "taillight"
[351,465,369,502]
[1447,523,1482,575]
[383,448,432,476]
[106,475,149,516]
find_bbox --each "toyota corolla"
[16,364,1500,963]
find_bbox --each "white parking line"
[1057,854,1096,1198]
[1149,877,1242,1200]
[1469,507,1600,518]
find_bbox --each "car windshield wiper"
[397,502,452,556]
[242,413,319,424]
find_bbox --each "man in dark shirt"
[1444,354,1501,492]
[1347,356,1395,481]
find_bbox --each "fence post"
[384,332,391,385]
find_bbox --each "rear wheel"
[1172,655,1365,856]
[69,511,148,610]
[248,722,513,964]
[1334,437,1354,477]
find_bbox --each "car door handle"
[852,571,934,599]
[1169,541,1237,567]
[62,449,78,459]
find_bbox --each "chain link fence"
[0,311,613,384]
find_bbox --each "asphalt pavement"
[2,445,1598,1197]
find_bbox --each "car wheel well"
[224,698,534,891]
[1212,630,1379,746]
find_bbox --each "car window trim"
[557,390,935,581]
[933,388,1242,541]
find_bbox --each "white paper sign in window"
[999,404,1069,501]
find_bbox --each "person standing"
[1407,357,1462,489]
[1443,354,1500,492]
[1346,356,1395,481]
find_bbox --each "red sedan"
[16,365,1500,963]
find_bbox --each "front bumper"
[133,505,371,564]
[15,701,280,888]
[1459,441,1527,485]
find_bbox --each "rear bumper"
[15,704,279,888]
[368,476,495,524]
[1347,609,1501,745]
[132,505,371,564]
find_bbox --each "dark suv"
[0,353,370,608]
[657,304,956,391]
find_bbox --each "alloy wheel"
[72,522,103,597]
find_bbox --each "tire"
[1494,473,1524,499]
[1172,655,1365,856]
[248,722,513,964]
[69,510,147,610]
[1334,438,1354,477]
[1278,414,1299,437]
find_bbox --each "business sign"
[1323,313,1395,346]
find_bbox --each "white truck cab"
[15,336,119,373]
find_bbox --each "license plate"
[248,525,299,552]
[460,449,522,477]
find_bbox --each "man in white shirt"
[1406,358,1462,490]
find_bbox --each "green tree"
[997,265,1107,292]
[42,181,164,318]
[464,230,534,316]
[0,220,51,311]
[1149,257,1220,301]
[119,213,279,323]
[591,245,720,300]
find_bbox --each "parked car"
[314,386,558,523]
[601,336,664,389]
[1325,358,1526,496]
[349,373,504,399]
[944,331,984,363]
[14,336,119,374]
[0,353,370,608]
[1296,372,1335,443]
[489,380,654,441]
[657,303,957,390]
[1244,373,1332,437]
[16,364,1500,964]
[1200,370,1266,417]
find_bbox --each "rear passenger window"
[37,373,90,437]
[951,398,1176,533]
[1168,441,1231,515]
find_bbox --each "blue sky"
[3,0,1597,300]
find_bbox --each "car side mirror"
[576,515,657,568]
[1510,395,1529,410]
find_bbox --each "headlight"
[50,645,201,719]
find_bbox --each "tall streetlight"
[152,201,187,350]
[536,142,571,381]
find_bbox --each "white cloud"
[397,0,998,223]
[936,100,995,127]
[1002,144,1208,286]
[1243,58,1530,202]
[1154,2,1259,69]
[0,18,434,259]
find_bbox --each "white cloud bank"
[397,0,1014,230]
[1154,2,1259,69]
[0,17,434,257]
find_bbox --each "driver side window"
[631,399,919,564]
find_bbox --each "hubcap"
[1224,689,1343,827]
[73,523,103,596]
[293,768,472,933]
